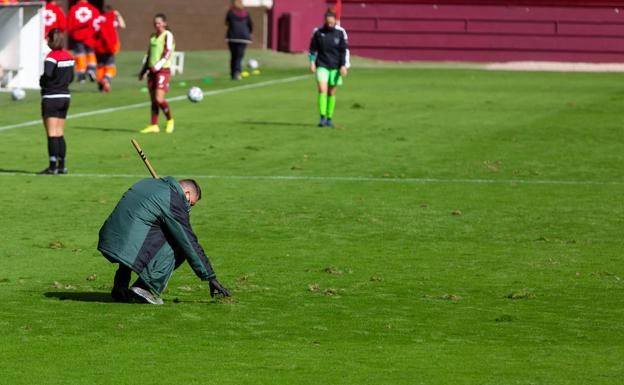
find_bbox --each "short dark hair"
[325,7,336,18]
[154,13,167,22]
[47,29,65,50]
[180,179,202,201]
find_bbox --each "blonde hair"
[232,0,244,10]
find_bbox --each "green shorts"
[316,67,343,86]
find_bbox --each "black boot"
[111,264,132,302]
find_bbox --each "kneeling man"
[98,176,230,304]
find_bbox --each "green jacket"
[98,176,216,293]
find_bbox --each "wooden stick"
[131,139,159,179]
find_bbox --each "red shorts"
[147,69,170,92]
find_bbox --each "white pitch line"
[0,172,622,186]
[0,75,310,132]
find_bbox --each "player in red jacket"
[67,0,99,83]
[93,5,125,92]
[43,0,66,38]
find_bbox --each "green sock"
[318,93,328,117]
[327,95,336,119]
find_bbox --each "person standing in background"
[67,0,99,83]
[139,13,175,134]
[38,29,74,175]
[44,0,66,38]
[93,5,125,93]
[225,0,252,80]
[308,8,349,128]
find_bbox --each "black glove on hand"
[209,278,230,298]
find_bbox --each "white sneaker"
[130,286,164,305]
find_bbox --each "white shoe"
[130,286,164,305]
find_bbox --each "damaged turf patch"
[323,288,346,296]
[423,294,462,302]
[53,281,77,290]
[235,274,259,290]
[308,283,320,292]
[215,296,239,304]
[591,271,621,281]
[307,284,345,297]
[495,314,514,322]
[534,236,577,244]
[48,241,64,249]
[483,160,502,172]
[322,266,352,275]
[505,289,536,300]
[178,285,194,292]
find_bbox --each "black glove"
[209,278,230,298]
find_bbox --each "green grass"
[1,50,623,384]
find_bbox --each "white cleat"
[130,286,164,305]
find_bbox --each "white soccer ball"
[248,59,259,70]
[187,86,203,103]
[11,88,25,101]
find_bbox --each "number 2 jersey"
[40,49,75,97]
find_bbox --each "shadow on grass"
[73,126,136,133]
[240,120,318,128]
[44,291,115,303]
[0,168,34,174]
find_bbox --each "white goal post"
[0,1,45,90]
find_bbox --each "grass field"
[1,50,623,384]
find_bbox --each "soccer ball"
[248,59,259,70]
[11,88,25,101]
[187,86,203,103]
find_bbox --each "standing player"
[225,0,252,80]
[43,0,66,38]
[139,13,175,134]
[38,29,74,175]
[67,0,99,83]
[308,8,349,128]
[93,5,125,93]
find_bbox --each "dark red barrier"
[341,1,624,62]
[342,0,624,7]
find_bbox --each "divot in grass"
[48,241,64,249]
[505,289,536,300]
[322,266,352,275]
[423,294,462,302]
[215,296,239,304]
[351,102,364,109]
[323,288,346,296]
[307,283,320,292]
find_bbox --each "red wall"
[272,0,624,62]
[269,0,328,52]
